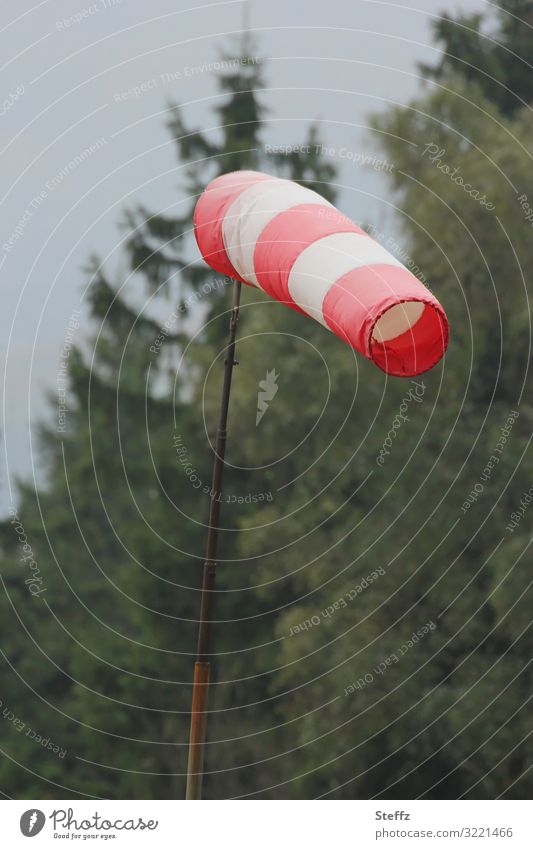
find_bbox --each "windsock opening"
[370,300,449,377]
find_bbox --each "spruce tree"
[0,36,339,799]
[420,1,533,116]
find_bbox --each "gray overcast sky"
[1,0,489,514]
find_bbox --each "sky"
[0,0,490,515]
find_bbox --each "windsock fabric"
[194,170,449,377]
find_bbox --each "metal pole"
[186,279,242,800]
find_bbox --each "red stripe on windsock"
[254,204,365,305]
[322,264,449,376]
[193,171,272,281]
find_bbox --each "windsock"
[193,170,449,377]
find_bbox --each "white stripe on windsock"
[222,178,332,287]
[287,232,405,328]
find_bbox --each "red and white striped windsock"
[194,170,449,377]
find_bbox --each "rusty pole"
[185,280,242,800]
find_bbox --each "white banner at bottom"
[0,799,530,848]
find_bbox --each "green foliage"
[421,1,533,116]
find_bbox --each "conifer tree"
[0,36,339,799]
[421,1,533,116]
